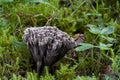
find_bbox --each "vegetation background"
[0,0,120,80]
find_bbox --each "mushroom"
[22,26,77,75]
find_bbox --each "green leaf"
[98,43,113,50]
[75,43,94,51]
[87,24,101,34]
[101,35,116,42]
[12,41,26,47]
[100,26,115,35]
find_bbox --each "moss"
[0,0,120,80]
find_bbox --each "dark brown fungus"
[22,26,77,75]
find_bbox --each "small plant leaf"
[98,43,113,50]
[100,26,115,35]
[87,24,101,34]
[12,41,26,47]
[75,43,94,51]
[101,35,116,42]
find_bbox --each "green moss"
[0,0,120,80]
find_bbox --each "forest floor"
[0,0,120,80]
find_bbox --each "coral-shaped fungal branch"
[23,26,77,75]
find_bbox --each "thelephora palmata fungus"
[22,26,77,75]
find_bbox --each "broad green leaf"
[100,26,115,35]
[101,35,116,42]
[12,41,26,47]
[98,43,113,50]
[87,24,101,34]
[75,43,94,51]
